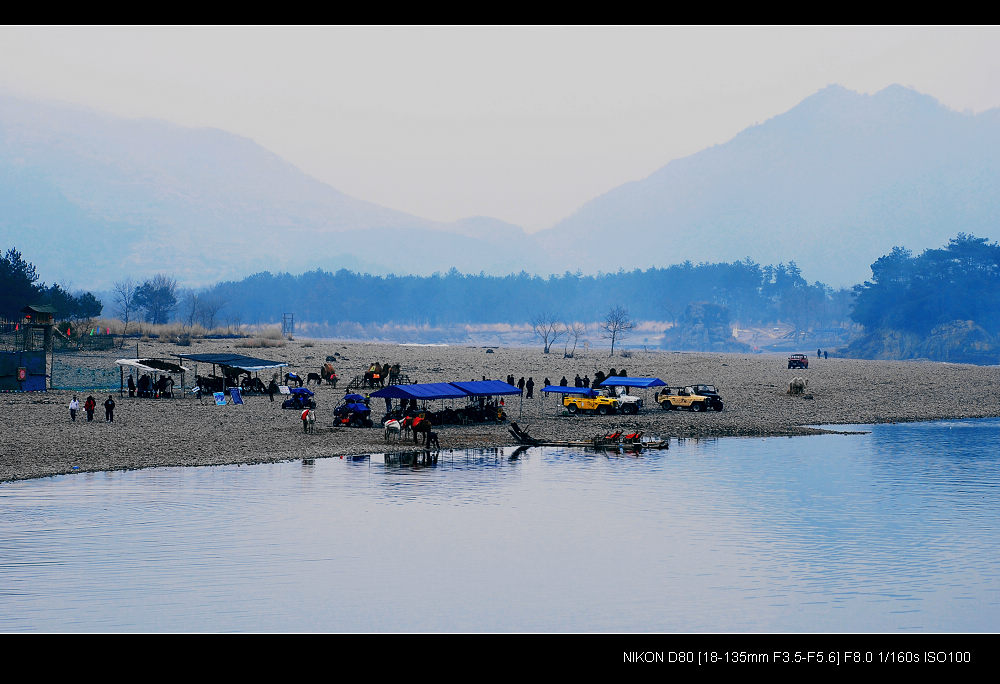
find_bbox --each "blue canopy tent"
[595,376,666,407]
[540,386,600,396]
[451,379,523,416]
[449,380,520,396]
[369,382,471,400]
[596,377,666,387]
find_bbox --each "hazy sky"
[2,25,999,232]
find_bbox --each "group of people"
[127,373,174,398]
[68,395,115,422]
[816,349,829,359]
[506,375,536,398]
[499,368,630,398]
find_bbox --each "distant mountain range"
[2,84,998,290]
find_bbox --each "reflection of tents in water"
[115,358,190,397]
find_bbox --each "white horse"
[384,418,403,442]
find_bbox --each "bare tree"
[531,312,565,354]
[113,278,138,348]
[600,306,635,357]
[197,295,225,331]
[182,291,200,329]
[563,322,586,358]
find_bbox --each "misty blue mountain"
[0,94,539,289]
[2,84,999,290]
[536,84,1000,286]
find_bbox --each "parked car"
[656,386,722,412]
[788,354,809,369]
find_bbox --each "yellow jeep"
[656,386,714,412]
[562,392,620,415]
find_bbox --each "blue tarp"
[369,382,470,400]
[597,376,666,388]
[449,380,521,396]
[540,386,599,397]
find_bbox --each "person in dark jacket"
[517,377,525,396]
[526,378,534,398]
[104,395,116,422]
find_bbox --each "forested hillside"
[846,234,1000,363]
[198,259,852,333]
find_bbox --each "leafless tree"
[531,312,565,354]
[563,322,586,358]
[113,278,138,348]
[197,295,225,331]
[182,291,200,329]
[600,306,635,357]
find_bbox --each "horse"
[426,431,440,449]
[364,363,385,388]
[384,418,403,442]
[154,375,174,398]
[285,372,304,387]
[387,363,401,385]
[306,372,323,385]
[403,415,433,445]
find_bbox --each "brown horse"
[403,414,433,445]
[364,363,385,388]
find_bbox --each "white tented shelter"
[115,358,190,397]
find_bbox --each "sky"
[2,25,999,232]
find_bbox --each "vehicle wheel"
[660,402,672,411]
[714,402,724,412]
[624,404,637,415]
[567,404,578,414]
[691,402,703,412]
[597,405,608,416]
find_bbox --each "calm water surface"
[2,418,999,633]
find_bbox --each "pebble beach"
[4,337,1000,483]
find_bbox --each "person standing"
[84,395,96,422]
[69,396,79,422]
[517,377,525,396]
[526,377,534,398]
[301,408,310,433]
[127,375,136,398]
[104,395,116,422]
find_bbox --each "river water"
[1,418,999,633]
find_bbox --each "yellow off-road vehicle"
[656,386,723,412]
[562,391,620,415]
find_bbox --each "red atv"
[787,353,809,369]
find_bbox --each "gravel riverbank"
[4,338,1000,482]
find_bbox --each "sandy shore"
[4,337,1000,483]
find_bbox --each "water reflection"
[1,419,999,632]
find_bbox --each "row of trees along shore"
[198,260,853,329]
[8,234,1000,363]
